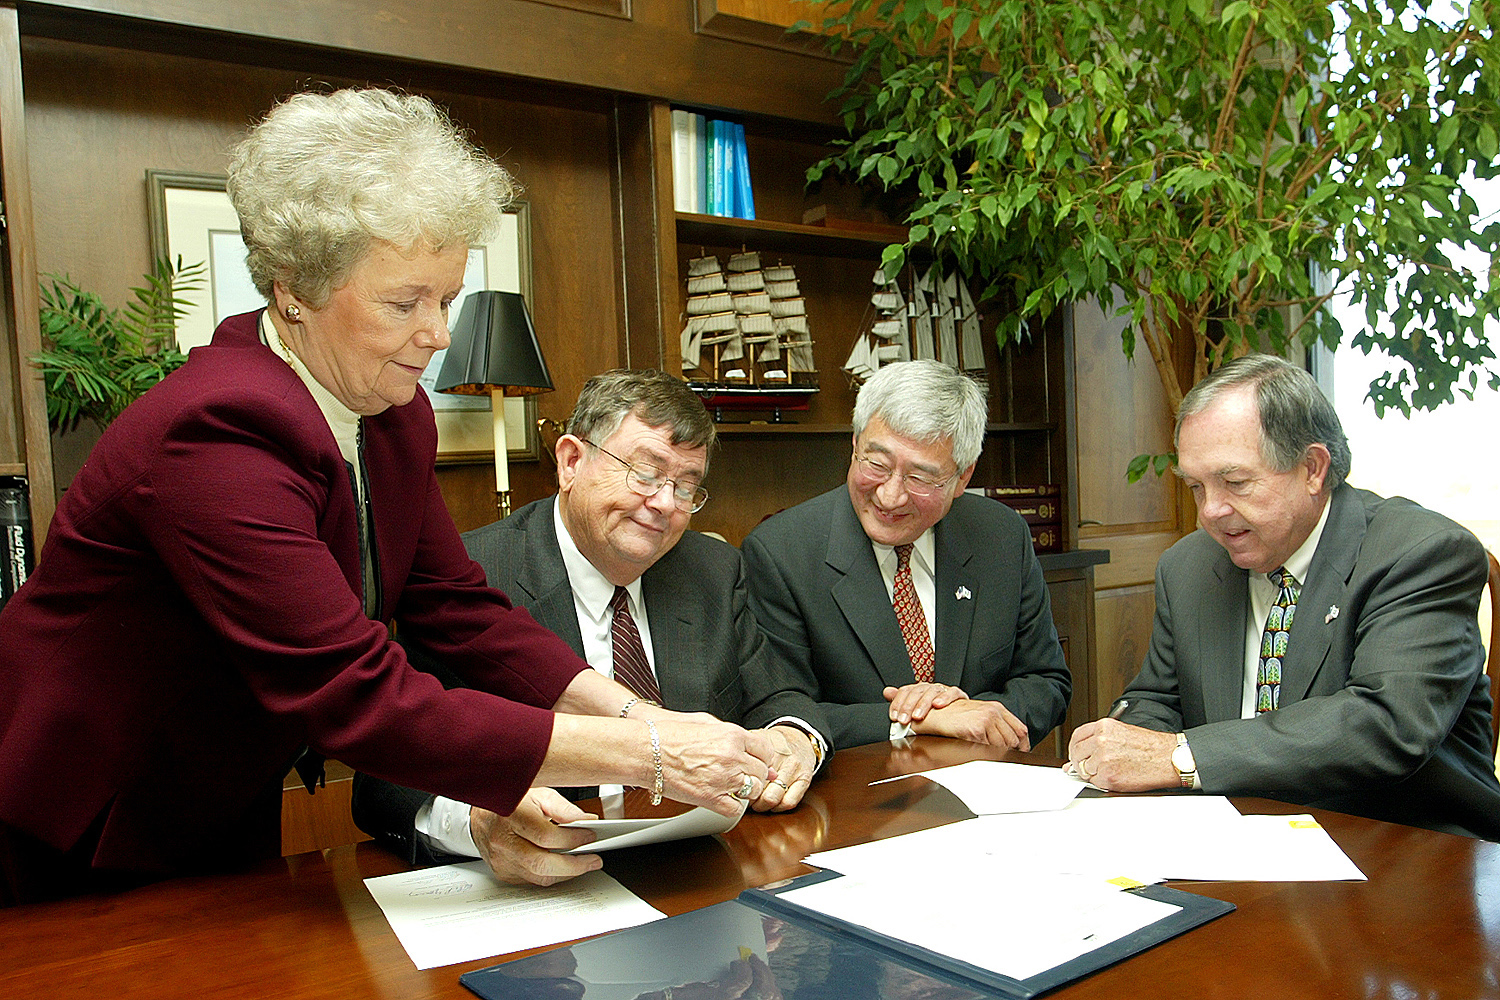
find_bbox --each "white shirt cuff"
[414,795,480,858]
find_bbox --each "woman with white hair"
[0,89,772,904]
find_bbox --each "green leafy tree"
[806,0,1500,430]
[32,256,206,430]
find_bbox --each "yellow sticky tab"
[1289,819,1321,829]
[1108,876,1146,890]
[738,946,754,961]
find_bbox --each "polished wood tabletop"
[3,737,1497,999]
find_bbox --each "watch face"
[1172,743,1194,775]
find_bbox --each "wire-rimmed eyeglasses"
[853,451,956,499]
[581,439,710,513]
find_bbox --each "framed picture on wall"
[145,170,540,463]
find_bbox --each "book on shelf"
[802,204,908,239]
[732,121,755,220]
[971,483,1061,499]
[1029,523,1062,553]
[717,119,736,217]
[670,109,697,213]
[672,110,754,220]
[967,485,1062,553]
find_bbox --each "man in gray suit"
[742,360,1071,751]
[1069,355,1500,840]
[354,370,829,882]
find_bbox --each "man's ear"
[555,435,586,493]
[1304,443,1332,495]
[954,462,978,494]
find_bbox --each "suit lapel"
[828,496,916,688]
[1200,546,1250,723]
[1280,486,1360,705]
[640,553,703,710]
[515,499,587,652]
[932,518,974,686]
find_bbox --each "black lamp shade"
[435,290,553,397]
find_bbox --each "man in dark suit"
[354,370,830,882]
[1068,355,1500,840]
[742,360,1071,751]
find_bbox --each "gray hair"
[852,360,988,470]
[566,369,717,468]
[226,88,518,306]
[1176,354,1352,488]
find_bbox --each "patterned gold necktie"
[1256,567,1300,713]
[610,586,662,705]
[893,543,935,683]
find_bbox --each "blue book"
[720,120,738,218]
[693,113,708,213]
[705,119,720,216]
[733,122,755,220]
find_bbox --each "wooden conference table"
[2,737,1497,999]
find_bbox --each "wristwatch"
[1172,733,1197,789]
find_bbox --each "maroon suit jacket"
[0,310,586,874]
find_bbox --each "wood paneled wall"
[1073,296,1187,714]
[21,0,848,125]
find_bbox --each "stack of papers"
[774,761,1365,983]
[825,761,1366,885]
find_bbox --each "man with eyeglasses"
[743,359,1071,751]
[354,369,830,883]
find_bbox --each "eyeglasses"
[853,451,956,499]
[581,439,710,513]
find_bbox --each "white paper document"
[779,865,1180,982]
[872,760,1086,815]
[806,795,1364,884]
[1165,813,1367,882]
[560,804,741,854]
[364,862,665,970]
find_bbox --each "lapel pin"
[955,586,972,601]
[1325,605,1339,624]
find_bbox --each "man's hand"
[470,787,602,886]
[1066,718,1179,792]
[883,682,968,726]
[750,725,818,812]
[910,698,1030,750]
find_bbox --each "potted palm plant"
[31,256,206,431]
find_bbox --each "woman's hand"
[650,720,778,818]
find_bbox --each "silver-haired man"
[743,359,1071,751]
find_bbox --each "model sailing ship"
[680,250,819,421]
[843,265,986,383]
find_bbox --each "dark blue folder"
[460,870,1234,1000]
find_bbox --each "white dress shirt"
[1178,497,1332,790]
[418,503,659,856]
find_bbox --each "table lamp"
[435,290,553,517]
